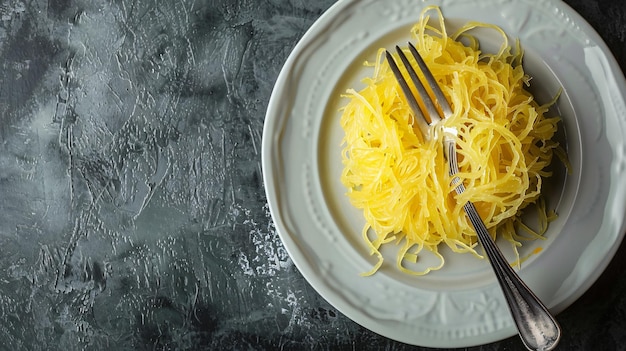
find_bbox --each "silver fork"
[386,43,561,351]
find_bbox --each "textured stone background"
[0,0,624,350]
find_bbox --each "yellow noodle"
[340,6,566,276]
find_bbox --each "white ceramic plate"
[262,0,626,347]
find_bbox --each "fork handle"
[462,200,561,351]
[445,139,561,351]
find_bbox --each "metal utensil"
[386,42,561,351]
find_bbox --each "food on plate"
[339,6,567,275]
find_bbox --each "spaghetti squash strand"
[340,6,565,275]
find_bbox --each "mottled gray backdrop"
[0,0,624,350]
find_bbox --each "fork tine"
[385,50,431,139]
[394,45,442,126]
[407,42,453,118]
